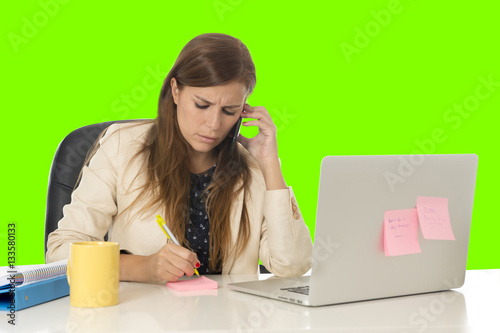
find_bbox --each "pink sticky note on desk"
[416,196,455,240]
[383,208,421,256]
[166,276,218,291]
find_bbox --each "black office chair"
[44,119,271,273]
[45,120,140,253]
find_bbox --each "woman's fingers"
[239,103,280,164]
[242,105,273,123]
[151,243,200,281]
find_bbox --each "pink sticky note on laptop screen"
[416,196,455,240]
[166,276,218,291]
[383,208,421,256]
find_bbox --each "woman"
[47,33,313,282]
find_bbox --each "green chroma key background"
[1,1,499,269]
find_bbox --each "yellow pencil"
[156,214,200,277]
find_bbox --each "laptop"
[228,155,478,306]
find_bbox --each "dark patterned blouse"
[186,164,222,274]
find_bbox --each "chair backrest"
[44,120,143,253]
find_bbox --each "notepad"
[416,196,455,240]
[166,276,218,291]
[0,259,68,289]
[383,208,421,256]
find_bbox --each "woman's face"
[171,78,247,157]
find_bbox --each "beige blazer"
[46,122,313,277]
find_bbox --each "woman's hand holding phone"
[238,103,287,190]
[238,103,279,165]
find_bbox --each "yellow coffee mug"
[67,241,119,307]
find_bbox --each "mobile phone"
[230,117,242,153]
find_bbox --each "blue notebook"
[0,261,69,311]
[1,275,69,311]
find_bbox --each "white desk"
[2,269,499,332]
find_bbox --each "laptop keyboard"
[280,286,310,295]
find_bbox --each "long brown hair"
[83,33,257,272]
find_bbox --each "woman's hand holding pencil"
[144,215,200,282]
[142,242,201,282]
[119,216,201,283]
